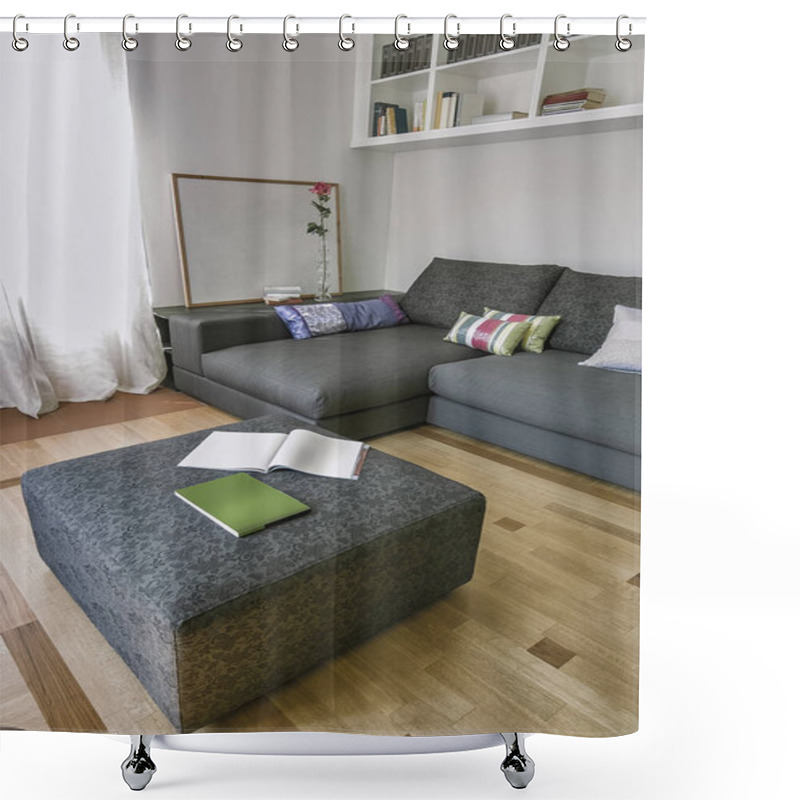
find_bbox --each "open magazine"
[177,429,369,480]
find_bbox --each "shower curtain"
[0,15,643,794]
[0,34,166,414]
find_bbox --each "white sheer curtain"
[0,34,165,416]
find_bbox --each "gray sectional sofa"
[170,258,641,490]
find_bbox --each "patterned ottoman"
[21,412,485,732]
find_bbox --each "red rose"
[310,182,332,197]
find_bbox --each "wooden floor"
[0,390,639,737]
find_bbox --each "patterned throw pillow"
[274,303,347,340]
[483,308,562,353]
[443,312,531,356]
[579,305,642,373]
[336,295,409,331]
[274,296,409,339]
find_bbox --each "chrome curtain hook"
[226,15,243,51]
[499,14,516,51]
[12,14,29,51]
[443,14,460,51]
[175,14,192,51]
[283,15,299,51]
[63,13,80,51]
[615,14,632,51]
[394,15,410,51]
[122,14,139,51]
[338,14,355,51]
[553,14,570,51]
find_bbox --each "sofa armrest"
[170,311,291,375]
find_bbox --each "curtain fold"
[0,34,165,415]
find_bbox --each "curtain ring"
[63,13,80,51]
[12,14,29,51]
[615,14,632,51]
[553,14,570,51]
[499,14,516,51]
[283,15,299,51]
[226,15,243,51]
[122,14,138,51]
[338,14,355,51]
[394,15,410,51]
[443,14,460,51]
[175,14,192,51]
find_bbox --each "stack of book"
[445,33,542,64]
[379,35,433,78]
[433,92,485,129]
[264,286,302,304]
[372,103,410,136]
[540,88,607,116]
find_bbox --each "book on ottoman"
[175,473,310,537]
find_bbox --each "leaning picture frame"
[171,173,343,307]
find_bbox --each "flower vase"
[314,235,332,302]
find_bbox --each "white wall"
[126,35,395,307]
[127,37,641,306]
[385,129,643,291]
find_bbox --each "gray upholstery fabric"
[201,324,484,421]
[21,412,485,732]
[399,258,565,329]
[174,367,432,440]
[170,310,291,375]
[427,396,641,491]
[429,350,641,456]
[536,269,642,355]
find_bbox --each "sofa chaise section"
[171,310,485,439]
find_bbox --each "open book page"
[177,431,287,472]
[271,429,368,480]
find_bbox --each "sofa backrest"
[399,258,565,329]
[536,268,642,355]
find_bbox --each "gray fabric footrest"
[21,412,485,732]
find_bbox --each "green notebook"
[175,473,310,537]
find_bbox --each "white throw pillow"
[579,305,641,373]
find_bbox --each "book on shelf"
[175,473,311,537]
[446,32,542,63]
[372,102,410,136]
[540,101,605,115]
[379,34,432,78]
[412,99,427,132]
[541,88,607,115]
[395,107,409,134]
[433,92,484,129]
[439,93,455,129]
[178,429,369,481]
[542,88,607,105]
[470,111,529,125]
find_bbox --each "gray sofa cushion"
[399,258,565,329]
[536,269,642,355]
[202,324,485,421]
[428,350,641,455]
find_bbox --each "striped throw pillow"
[443,312,531,356]
[483,308,562,353]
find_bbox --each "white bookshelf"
[351,34,644,151]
